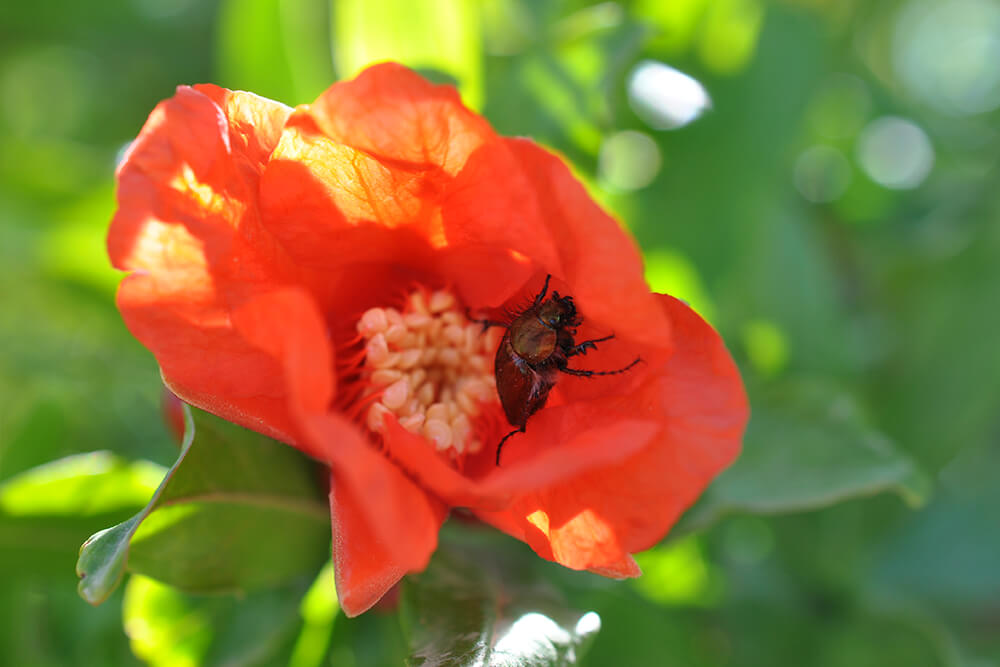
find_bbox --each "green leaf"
[0,451,160,582]
[679,378,932,533]
[401,540,600,666]
[216,0,335,105]
[332,0,483,109]
[288,563,339,667]
[0,580,139,667]
[0,268,174,481]
[0,451,163,517]
[0,514,137,583]
[870,439,1000,609]
[123,573,318,667]
[77,405,329,605]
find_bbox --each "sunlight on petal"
[526,509,551,537]
[172,163,232,217]
[127,218,207,272]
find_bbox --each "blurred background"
[1,0,998,665]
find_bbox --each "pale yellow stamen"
[356,289,501,457]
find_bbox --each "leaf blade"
[678,378,932,535]
[77,405,329,604]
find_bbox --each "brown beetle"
[476,275,640,465]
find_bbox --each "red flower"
[109,63,748,616]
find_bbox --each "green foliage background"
[1,0,998,664]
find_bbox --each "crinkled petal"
[306,62,493,174]
[109,84,291,272]
[109,85,301,443]
[477,295,747,571]
[258,63,560,308]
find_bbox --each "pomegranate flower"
[109,63,748,616]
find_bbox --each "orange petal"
[381,408,658,512]
[109,85,301,443]
[229,286,447,614]
[230,288,335,458]
[478,413,660,495]
[192,85,291,171]
[258,64,560,309]
[478,295,747,571]
[109,84,290,273]
[320,422,447,616]
[382,416,499,509]
[118,274,298,444]
[589,555,642,579]
[305,62,493,176]
[504,138,671,350]
[258,61,496,264]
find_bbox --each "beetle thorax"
[538,296,576,328]
[509,297,575,364]
[510,311,557,363]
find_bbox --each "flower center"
[355,288,500,457]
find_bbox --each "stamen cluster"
[355,289,500,457]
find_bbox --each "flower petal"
[381,408,659,511]
[192,85,291,174]
[258,64,560,308]
[229,287,446,615]
[109,85,301,444]
[382,417,497,509]
[109,84,291,272]
[322,422,447,617]
[477,295,747,570]
[230,288,335,457]
[305,62,492,176]
[589,555,642,579]
[504,138,671,350]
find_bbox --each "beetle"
[475,275,641,465]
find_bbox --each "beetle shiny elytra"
[475,275,641,465]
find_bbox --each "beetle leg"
[560,356,642,377]
[568,334,615,357]
[495,426,525,465]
